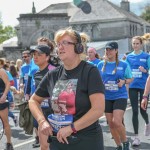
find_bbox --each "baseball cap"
[105,42,118,50]
[30,45,51,55]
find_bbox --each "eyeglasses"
[22,56,29,59]
[56,40,75,48]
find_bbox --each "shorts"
[105,98,127,113]
[0,102,9,110]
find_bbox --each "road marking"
[14,139,35,148]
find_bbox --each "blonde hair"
[132,36,143,44]
[54,27,90,52]
[141,33,150,44]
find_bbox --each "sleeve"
[26,76,32,94]
[124,64,132,79]
[147,56,150,69]
[35,72,50,98]
[87,67,105,96]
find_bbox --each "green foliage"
[0,24,16,44]
[141,5,150,23]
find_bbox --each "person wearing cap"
[98,41,133,150]
[87,47,101,67]
[126,36,150,146]
[30,43,55,149]
[29,27,105,150]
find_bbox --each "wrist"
[143,95,148,100]
[70,123,77,133]
[38,118,46,125]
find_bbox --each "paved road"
[0,103,150,150]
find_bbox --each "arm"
[141,76,150,110]
[29,93,53,135]
[57,93,105,144]
[0,69,10,103]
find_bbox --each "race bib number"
[48,114,73,133]
[105,81,118,91]
[132,69,142,78]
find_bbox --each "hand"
[117,79,125,87]
[139,66,147,73]
[38,120,53,136]
[57,125,73,144]
[25,94,30,101]
[141,99,148,110]
[0,94,6,103]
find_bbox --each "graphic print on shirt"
[48,79,77,133]
[51,79,77,115]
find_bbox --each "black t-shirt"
[34,65,50,88]
[35,61,105,135]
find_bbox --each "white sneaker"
[144,124,150,136]
[132,137,140,146]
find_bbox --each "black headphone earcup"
[74,43,84,54]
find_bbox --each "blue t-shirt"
[98,60,132,100]
[126,51,150,89]
[20,62,31,93]
[87,58,101,67]
[28,59,39,94]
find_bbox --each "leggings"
[129,88,149,134]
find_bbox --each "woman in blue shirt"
[126,36,150,146]
[98,41,132,150]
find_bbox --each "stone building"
[1,0,150,60]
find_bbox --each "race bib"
[132,69,142,78]
[41,99,49,108]
[48,114,73,133]
[105,81,118,91]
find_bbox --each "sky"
[0,0,145,27]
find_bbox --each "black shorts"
[0,102,9,110]
[105,98,127,113]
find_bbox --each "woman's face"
[56,35,76,62]
[132,39,142,51]
[105,48,117,61]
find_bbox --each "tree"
[141,5,150,23]
[0,13,16,44]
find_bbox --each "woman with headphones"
[0,58,14,150]
[29,27,105,150]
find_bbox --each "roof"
[38,2,72,14]
[37,0,150,26]
[2,37,18,47]
[70,0,149,24]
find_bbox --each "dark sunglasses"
[22,56,29,59]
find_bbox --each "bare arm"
[73,93,105,131]
[0,69,10,102]
[29,93,53,135]
[141,76,150,110]
[57,93,105,144]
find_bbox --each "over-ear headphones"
[74,31,84,54]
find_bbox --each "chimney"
[121,0,130,12]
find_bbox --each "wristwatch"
[70,123,77,133]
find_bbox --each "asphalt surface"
[0,102,150,150]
